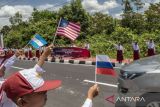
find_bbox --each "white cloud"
[0,0,159,27]
[143,2,150,10]
[0,4,62,18]
[113,12,123,19]
[154,0,159,3]
[37,4,53,10]
[66,0,71,2]
[0,5,33,27]
[143,0,159,11]
[0,1,119,27]
[82,0,119,14]
[0,5,33,18]
[0,18,10,28]
[37,4,61,11]
[0,4,62,27]
[143,0,159,3]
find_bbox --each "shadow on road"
[115,101,129,107]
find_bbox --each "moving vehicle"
[118,55,160,107]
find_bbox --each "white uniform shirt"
[85,44,90,49]
[146,42,155,49]
[82,98,92,107]
[115,44,123,51]
[24,48,28,53]
[132,43,139,51]
[29,47,32,51]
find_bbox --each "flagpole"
[52,17,62,45]
[95,55,97,83]
[24,42,29,49]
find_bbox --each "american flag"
[56,18,81,41]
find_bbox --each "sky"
[0,0,159,28]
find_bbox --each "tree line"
[1,0,160,58]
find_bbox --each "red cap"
[2,68,61,101]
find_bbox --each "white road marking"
[11,66,25,70]
[83,80,118,88]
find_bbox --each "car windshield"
[121,55,160,73]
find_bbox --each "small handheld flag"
[56,18,81,41]
[29,34,47,49]
[96,55,116,77]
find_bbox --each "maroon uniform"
[132,43,140,60]
[36,49,40,58]
[29,48,33,58]
[115,44,124,63]
[146,41,155,56]
[24,48,29,58]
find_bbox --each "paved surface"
[61,57,132,64]
[5,60,128,107]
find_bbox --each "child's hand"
[43,44,54,57]
[87,84,99,100]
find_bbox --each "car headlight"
[120,70,145,80]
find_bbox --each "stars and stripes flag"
[56,18,81,41]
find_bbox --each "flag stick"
[22,42,29,59]
[52,17,62,45]
[24,42,29,49]
[95,55,97,83]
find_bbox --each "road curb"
[18,57,128,67]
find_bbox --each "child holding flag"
[0,44,99,107]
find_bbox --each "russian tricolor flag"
[29,34,47,49]
[96,55,116,77]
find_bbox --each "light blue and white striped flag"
[29,34,47,49]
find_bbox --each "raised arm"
[113,44,118,49]
[37,44,53,67]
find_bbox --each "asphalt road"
[5,60,127,107]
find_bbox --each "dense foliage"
[1,0,160,58]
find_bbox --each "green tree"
[130,13,145,34]
[9,12,22,25]
[121,0,133,28]
[144,2,160,32]
[89,12,114,35]
[0,25,11,35]
[131,0,144,12]
[30,9,58,23]
[121,0,144,29]
[3,0,160,58]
